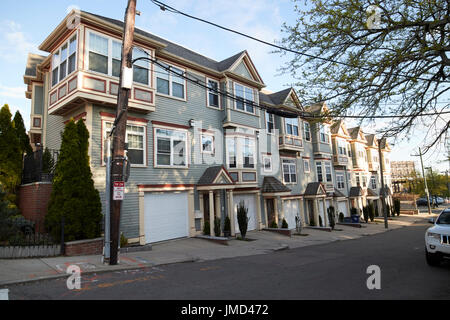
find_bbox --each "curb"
[272,244,289,252]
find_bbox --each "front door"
[266,198,275,227]
[308,200,315,226]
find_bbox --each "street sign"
[113,181,125,200]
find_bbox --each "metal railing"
[22,147,59,184]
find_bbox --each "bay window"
[316,161,332,183]
[155,128,187,167]
[52,35,77,87]
[336,174,345,189]
[234,83,255,113]
[156,61,185,99]
[285,118,299,136]
[304,122,311,141]
[282,159,297,183]
[87,31,151,85]
[320,125,330,143]
[226,135,256,169]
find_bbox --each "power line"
[133,52,450,120]
[149,0,450,84]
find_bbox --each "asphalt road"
[6,218,450,300]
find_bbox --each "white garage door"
[144,192,189,244]
[283,199,299,229]
[234,194,257,233]
[338,201,348,217]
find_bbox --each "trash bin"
[351,215,360,223]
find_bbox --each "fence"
[0,218,64,259]
[22,147,59,184]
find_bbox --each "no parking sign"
[113,181,125,200]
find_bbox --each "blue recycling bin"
[343,217,352,223]
[351,215,360,223]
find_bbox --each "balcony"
[279,135,303,152]
[333,155,349,166]
[48,71,156,115]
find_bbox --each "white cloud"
[0,20,38,63]
[0,84,26,99]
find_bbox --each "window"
[371,176,377,189]
[336,174,345,189]
[201,134,214,154]
[282,159,297,183]
[266,112,274,134]
[88,31,151,85]
[156,62,185,99]
[263,156,272,172]
[316,161,332,183]
[338,140,347,155]
[303,159,310,173]
[285,118,299,136]
[373,156,378,163]
[356,174,360,186]
[103,121,146,165]
[362,175,367,187]
[234,83,255,113]
[155,128,187,167]
[207,79,220,108]
[226,135,257,169]
[304,122,311,141]
[320,125,330,143]
[347,143,352,157]
[52,35,77,87]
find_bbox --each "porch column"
[228,190,235,236]
[274,197,280,225]
[313,199,319,226]
[215,192,221,219]
[298,198,305,227]
[256,191,262,229]
[322,198,328,227]
[209,190,214,236]
[199,193,204,230]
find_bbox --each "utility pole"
[417,148,432,215]
[378,137,388,229]
[110,0,137,265]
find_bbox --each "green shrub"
[281,218,288,228]
[214,216,221,237]
[120,233,128,248]
[203,220,210,235]
[394,199,401,216]
[338,212,344,223]
[327,206,335,230]
[223,216,231,236]
[368,203,375,222]
[237,200,249,239]
[45,120,102,242]
[363,206,369,223]
[270,220,278,228]
[309,215,315,226]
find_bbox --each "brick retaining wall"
[18,182,52,231]
[64,238,104,256]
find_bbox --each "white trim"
[206,77,221,109]
[281,158,297,184]
[233,81,256,115]
[154,59,187,101]
[153,124,189,169]
[51,32,78,88]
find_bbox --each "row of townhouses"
[23,10,393,245]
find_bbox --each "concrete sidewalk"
[0,213,435,287]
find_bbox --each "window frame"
[319,124,330,143]
[370,175,377,189]
[201,133,214,154]
[206,78,220,109]
[154,126,189,168]
[266,111,275,134]
[304,122,311,141]
[285,117,300,137]
[263,155,272,173]
[155,60,186,100]
[51,33,78,88]
[303,159,310,173]
[336,173,345,189]
[86,29,152,86]
[102,119,147,167]
[282,158,297,184]
[233,82,256,114]
[225,134,257,169]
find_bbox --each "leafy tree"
[13,111,32,156]
[45,120,102,242]
[237,200,249,239]
[0,104,21,203]
[279,0,450,151]
[42,148,55,174]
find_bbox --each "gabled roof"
[348,126,367,142]
[304,182,327,197]
[349,186,363,197]
[365,134,378,147]
[367,188,379,197]
[333,189,347,198]
[330,119,350,137]
[24,53,46,78]
[217,51,246,71]
[378,138,391,151]
[259,88,302,111]
[197,166,234,185]
[262,177,291,194]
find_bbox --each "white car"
[425,208,450,266]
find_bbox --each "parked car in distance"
[416,197,429,206]
[417,196,445,206]
[425,208,450,266]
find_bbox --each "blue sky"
[0,0,448,172]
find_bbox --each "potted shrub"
[214,216,221,237]
[368,203,375,222]
[338,212,344,223]
[203,220,210,235]
[223,216,231,237]
[327,206,335,230]
[281,218,288,229]
[237,200,249,239]
[363,206,369,223]
[270,220,278,228]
